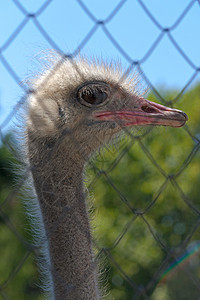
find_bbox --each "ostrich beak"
[94,98,188,128]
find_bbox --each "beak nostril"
[141,105,157,113]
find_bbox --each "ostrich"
[25,55,188,300]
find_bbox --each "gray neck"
[28,136,99,299]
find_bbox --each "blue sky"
[0,0,200,131]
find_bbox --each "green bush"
[0,85,200,299]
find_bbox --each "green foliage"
[88,85,200,299]
[0,137,41,300]
[0,85,200,299]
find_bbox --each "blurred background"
[0,1,200,299]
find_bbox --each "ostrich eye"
[77,82,109,107]
[82,89,107,104]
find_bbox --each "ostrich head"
[28,57,188,160]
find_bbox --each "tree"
[0,84,200,299]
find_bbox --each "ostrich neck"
[28,135,99,300]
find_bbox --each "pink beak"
[93,98,188,128]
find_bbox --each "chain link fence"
[0,0,200,299]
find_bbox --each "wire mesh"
[0,0,200,299]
